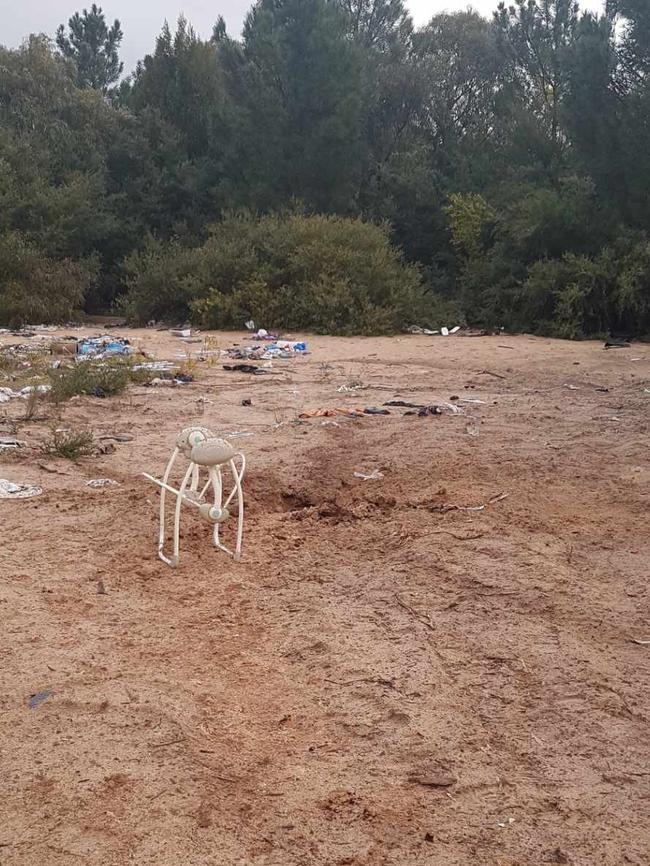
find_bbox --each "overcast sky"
[1,0,606,76]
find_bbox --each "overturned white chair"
[143,426,245,568]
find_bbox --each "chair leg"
[157,448,179,567]
[171,463,194,568]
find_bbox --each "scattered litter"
[146,374,193,387]
[408,406,443,417]
[245,319,256,331]
[354,469,384,481]
[407,325,461,336]
[563,384,580,390]
[363,407,391,415]
[643,389,650,395]
[498,345,515,350]
[407,325,438,335]
[275,340,307,352]
[595,387,609,393]
[466,423,480,437]
[170,328,191,338]
[223,364,266,375]
[86,478,119,488]
[0,437,26,452]
[0,479,42,499]
[249,328,279,341]
[604,341,630,349]
[610,416,621,422]
[497,818,515,828]
[299,407,365,419]
[337,383,366,393]
[460,397,486,404]
[76,335,131,360]
[227,340,306,361]
[630,638,650,646]
[132,361,178,373]
[242,399,252,407]
[99,433,134,443]
[321,420,341,427]
[0,385,50,401]
[226,430,254,438]
[384,399,462,415]
[28,689,52,709]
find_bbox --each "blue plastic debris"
[28,689,53,709]
[77,335,131,360]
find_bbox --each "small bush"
[41,427,95,460]
[48,360,153,403]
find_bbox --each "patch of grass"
[47,360,155,404]
[41,427,95,461]
[22,389,44,421]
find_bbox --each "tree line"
[0,0,649,336]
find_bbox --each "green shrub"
[122,212,458,334]
[41,427,95,460]
[615,241,650,332]
[48,360,152,403]
[120,237,204,323]
[0,232,94,326]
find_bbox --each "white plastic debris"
[354,469,384,481]
[0,437,26,452]
[0,479,42,499]
[86,478,119,488]
[0,385,50,401]
[441,326,449,336]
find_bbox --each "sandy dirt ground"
[1,328,649,866]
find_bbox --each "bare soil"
[1,329,649,866]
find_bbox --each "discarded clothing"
[223,364,265,374]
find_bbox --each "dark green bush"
[0,232,94,326]
[122,212,459,335]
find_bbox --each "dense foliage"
[1,0,649,336]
